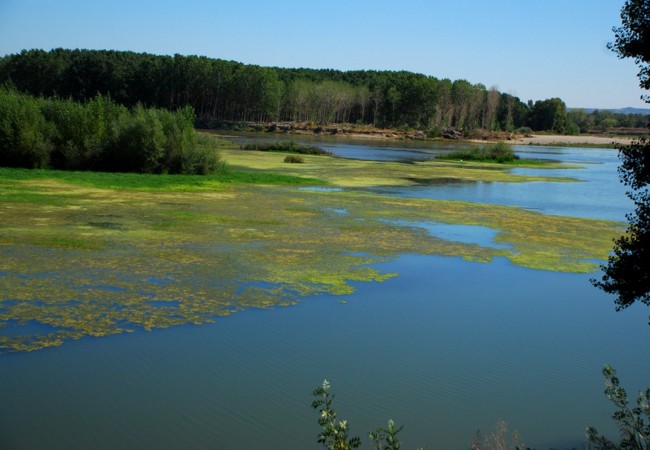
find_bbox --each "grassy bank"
[0,166,326,193]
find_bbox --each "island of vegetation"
[435,142,520,163]
[240,140,332,156]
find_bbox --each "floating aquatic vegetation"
[0,159,621,353]
[220,148,578,187]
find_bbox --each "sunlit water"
[1,138,648,450]
[223,133,632,221]
[351,145,631,222]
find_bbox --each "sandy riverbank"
[206,121,643,147]
[515,134,634,146]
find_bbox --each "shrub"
[427,127,442,138]
[0,87,51,168]
[101,105,166,173]
[40,94,123,170]
[490,142,518,162]
[587,365,650,449]
[311,380,424,450]
[312,380,361,450]
[284,155,304,163]
[436,142,519,163]
[176,134,225,175]
[470,420,525,450]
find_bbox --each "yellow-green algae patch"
[220,148,578,187]
[0,169,621,353]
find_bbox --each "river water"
[1,138,648,450]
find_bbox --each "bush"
[437,142,519,163]
[311,380,424,450]
[587,365,650,449]
[470,420,525,450]
[177,134,225,175]
[284,155,304,163]
[427,127,442,138]
[0,87,51,168]
[490,142,518,162]
[312,380,361,450]
[40,94,123,170]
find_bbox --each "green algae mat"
[0,152,622,353]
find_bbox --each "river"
[1,137,647,450]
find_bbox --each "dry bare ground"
[517,134,634,146]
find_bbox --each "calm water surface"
[223,133,632,221]
[354,145,631,222]
[1,138,647,450]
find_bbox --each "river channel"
[1,136,647,449]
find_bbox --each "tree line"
[568,108,649,133]
[1,48,581,133]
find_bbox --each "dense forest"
[0,49,648,135]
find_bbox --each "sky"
[0,0,647,109]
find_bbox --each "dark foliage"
[608,0,650,100]
[592,0,650,322]
[528,98,569,133]
[0,48,532,131]
[592,138,650,321]
[0,87,222,175]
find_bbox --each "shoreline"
[515,134,634,147]
[202,121,641,148]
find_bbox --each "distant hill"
[569,107,650,115]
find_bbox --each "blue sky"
[0,0,647,109]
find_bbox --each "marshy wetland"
[1,136,648,449]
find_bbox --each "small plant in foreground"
[586,365,650,449]
[369,419,406,450]
[469,419,525,450]
[312,379,361,450]
[311,380,424,450]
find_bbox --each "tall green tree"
[0,48,535,130]
[592,0,650,323]
[528,98,569,133]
